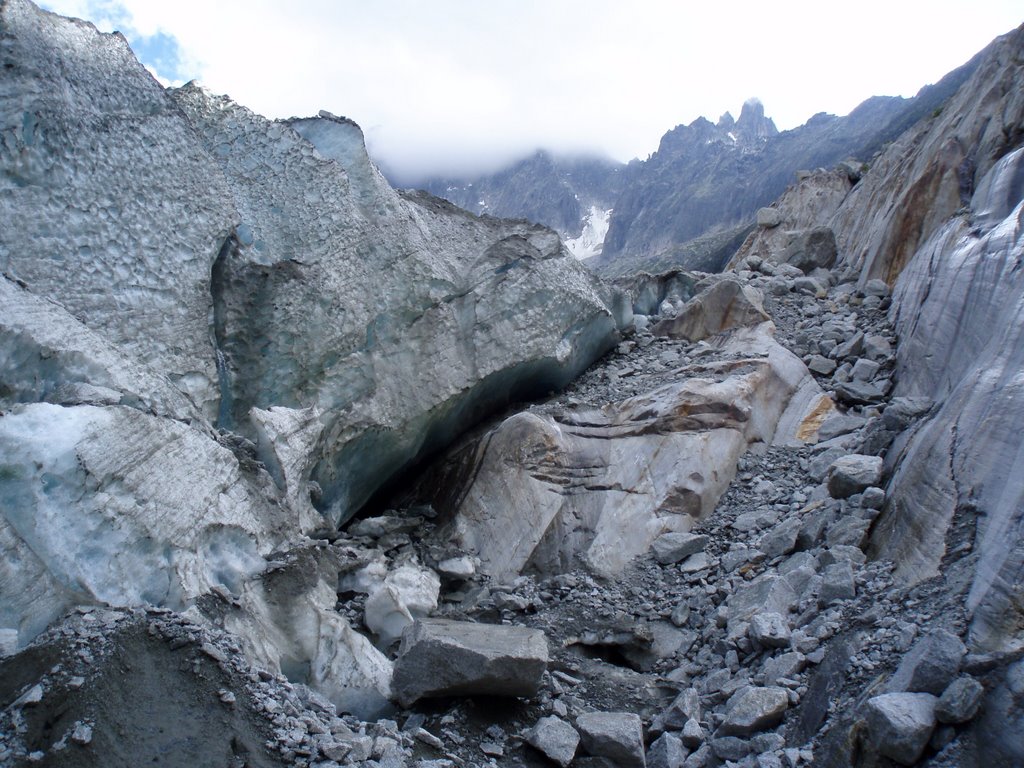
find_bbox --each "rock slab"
[527,716,580,768]
[391,619,548,707]
[864,692,937,766]
[575,711,646,768]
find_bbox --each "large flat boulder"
[652,277,769,341]
[391,619,548,707]
[424,322,827,579]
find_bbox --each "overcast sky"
[38,1,1024,184]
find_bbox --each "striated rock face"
[873,145,1024,651]
[831,25,1024,285]
[422,320,827,579]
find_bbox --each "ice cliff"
[0,0,620,708]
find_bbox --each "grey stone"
[806,355,837,376]
[758,518,802,559]
[864,692,937,765]
[888,629,966,695]
[727,576,798,634]
[391,619,548,706]
[646,732,687,768]
[850,358,881,382]
[757,208,783,227]
[575,712,646,768]
[783,227,838,273]
[830,331,865,361]
[711,736,750,761]
[862,278,890,297]
[818,562,856,604]
[827,455,883,498]
[654,688,702,732]
[860,486,885,509]
[834,380,886,405]
[719,687,789,736]
[680,718,705,749]
[935,676,984,724]
[652,532,710,565]
[792,277,826,297]
[824,516,871,549]
[527,716,580,767]
[749,613,791,649]
[817,413,866,442]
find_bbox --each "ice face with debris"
[0,403,295,645]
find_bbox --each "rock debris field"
[3,259,1007,768]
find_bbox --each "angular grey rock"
[862,278,890,297]
[834,380,886,405]
[646,732,687,768]
[749,613,792,649]
[653,688,701,732]
[758,518,801,559]
[784,227,838,273]
[850,358,881,382]
[830,332,865,361]
[710,736,750,761]
[862,334,894,362]
[818,562,856,604]
[887,629,967,695]
[763,652,806,685]
[680,718,705,749]
[807,355,837,376]
[652,277,769,342]
[391,619,548,707]
[575,711,646,768]
[827,455,883,498]
[652,532,710,565]
[864,692,937,766]
[727,575,798,634]
[527,716,580,768]
[719,687,789,736]
[935,676,985,724]
[816,413,866,442]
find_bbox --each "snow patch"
[565,206,612,260]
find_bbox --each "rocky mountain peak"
[736,97,778,140]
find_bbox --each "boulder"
[652,277,769,342]
[651,533,709,565]
[646,732,687,768]
[391,619,548,707]
[864,692,937,765]
[818,562,856,604]
[827,455,883,498]
[719,687,789,736]
[575,711,646,768]
[887,629,966,695]
[757,208,783,227]
[935,676,985,724]
[527,716,580,767]
[427,323,825,579]
[749,613,791,649]
[783,227,838,273]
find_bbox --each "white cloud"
[37,0,1024,182]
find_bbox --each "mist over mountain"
[404,60,979,276]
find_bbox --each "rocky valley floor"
[3,259,1016,768]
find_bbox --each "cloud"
[37,0,1024,182]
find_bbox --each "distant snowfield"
[565,205,611,260]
